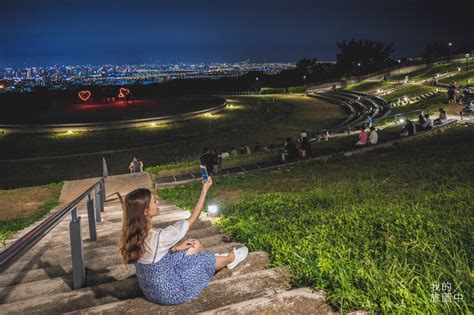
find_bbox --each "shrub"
[287,86,306,93]
[260,87,287,94]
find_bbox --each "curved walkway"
[0,102,227,134]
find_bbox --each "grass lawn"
[0,95,345,188]
[0,182,63,245]
[384,84,436,103]
[391,60,470,82]
[439,69,474,87]
[346,80,398,93]
[159,125,473,313]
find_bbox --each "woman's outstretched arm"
[187,177,212,228]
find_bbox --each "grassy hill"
[160,125,473,313]
[0,95,345,188]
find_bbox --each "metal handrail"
[0,179,101,269]
[0,159,109,289]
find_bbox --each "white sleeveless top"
[139,220,189,264]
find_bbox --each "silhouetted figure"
[299,137,312,157]
[200,147,218,175]
[129,156,144,173]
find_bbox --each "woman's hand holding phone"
[203,176,212,192]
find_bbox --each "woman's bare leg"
[185,239,205,256]
[182,239,236,271]
[215,252,235,271]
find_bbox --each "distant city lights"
[0,62,296,93]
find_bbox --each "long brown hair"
[119,188,153,264]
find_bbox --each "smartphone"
[200,165,209,182]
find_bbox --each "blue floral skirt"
[135,250,216,305]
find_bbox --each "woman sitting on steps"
[119,177,249,305]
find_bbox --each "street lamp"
[448,42,453,61]
[357,63,361,82]
[397,59,401,83]
[466,53,470,87]
[303,75,306,85]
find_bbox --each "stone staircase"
[0,174,348,314]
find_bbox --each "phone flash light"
[208,205,220,217]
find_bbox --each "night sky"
[1,0,470,66]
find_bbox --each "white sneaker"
[226,247,249,269]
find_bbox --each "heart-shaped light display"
[78,90,91,101]
[118,87,130,98]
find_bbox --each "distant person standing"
[448,87,455,105]
[129,156,144,173]
[200,147,218,175]
[299,137,312,157]
[283,137,298,162]
[299,130,308,142]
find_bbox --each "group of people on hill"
[200,147,221,175]
[281,134,313,163]
[400,108,447,137]
[355,126,378,145]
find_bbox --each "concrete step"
[8,214,208,260]
[0,251,268,305]
[63,267,291,315]
[11,233,231,270]
[2,232,241,275]
[10,222,220,266]
[0,248,266,291]
[1,265,288,315]
[44,210,190,237]
[198,287,336,314]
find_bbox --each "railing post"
[95,188,103,222]
[69,207,85,289]
[87,194,97,241]
[100,178,106,204]
[102,157,109,178]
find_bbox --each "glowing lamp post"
[448,42,452,60]
[466,54,470,87]
[357,63,362,82]
[397,59,402,83]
